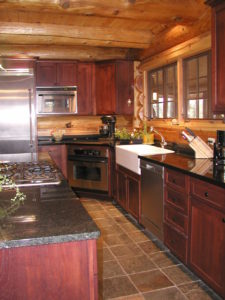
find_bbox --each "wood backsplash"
[37,115,133,136]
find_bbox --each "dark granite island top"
[0,181,100,249]
[139,152,225,188]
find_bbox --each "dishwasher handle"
[140,160,164,177]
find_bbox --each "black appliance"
[99,115,116,138]
[67,145,109,192]
[214,130,225,164]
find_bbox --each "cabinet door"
[116,61,134,115]
[57,63,77,86]
[77,63,94,115]
[38,145,67,179]
[95,63,116,115]
[211,2,225,113]
[116,169,127,210]
[189,197,225,297]
[127,175,139,220]
[36,62,57,86]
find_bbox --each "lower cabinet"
[164,169,225,298]
[38,144,67,179]
[116,164,140,221]
[189,178,225,298]
[164,168,189,264]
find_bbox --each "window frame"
[183,50,212,120]
[147,62,178,120]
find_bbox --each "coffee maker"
[99,115,116,138]
[213,130,225,164]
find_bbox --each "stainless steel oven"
[36,86,77,115]
[67,145,108,192]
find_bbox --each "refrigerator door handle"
[28,88,33,149]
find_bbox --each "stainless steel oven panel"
[36,86,77,115]
[68,159,108,192]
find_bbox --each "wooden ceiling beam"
[0,34,148,49]
[139,9,211,60]
[0,44,139,61]
[0,0,209,23]
[0,21,153,45]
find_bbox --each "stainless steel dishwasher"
[140,159,164,240]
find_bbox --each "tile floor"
[81,198,222,300]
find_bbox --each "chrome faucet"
[150,126,167,148]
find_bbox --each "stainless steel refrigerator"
[0,67,37,155]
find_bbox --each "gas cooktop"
[0,161,61,187]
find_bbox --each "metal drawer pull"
[204,192,208,197]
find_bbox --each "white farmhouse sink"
[116,144,174,175]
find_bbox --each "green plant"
[115,128,131,140]
[0,173,26,221]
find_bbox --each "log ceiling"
[0,0,211,61]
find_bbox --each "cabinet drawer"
[165,169,188,192]
[164,223,187,263]
[190,178,225,211]
[165,187,188,214]
[164,204,188,235]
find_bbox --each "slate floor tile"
[143,286,186,300]
[118,255,156,274]
[99,276,138,300]
[130,269,173,293]
[110,243,142,258]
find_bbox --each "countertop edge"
[0,230,101,249]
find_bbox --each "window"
[183,51,211,119]
[147,63,177,119]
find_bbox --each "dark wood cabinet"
[36,62,57,86]
[0,239,98,300]
[77,63,95,115]
[116,61,134,115]
[95,61,134,115]
[57,63,77,86]
[38,144,67,179]
[164,168,189,264]
[206,0,225,113]
[116,164,140,220]
[96,63,116,115]
[36,61,77,86]
[189,178,225,298]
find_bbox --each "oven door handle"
[68,156,108,163]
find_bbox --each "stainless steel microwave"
[36,86,77,115]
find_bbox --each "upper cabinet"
[206,0,225,113]
[77,63,95,115]
[95,61,134,115]
[36,61,77,86]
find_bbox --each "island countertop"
[0,154,100,249]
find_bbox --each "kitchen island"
[0,153,100,300]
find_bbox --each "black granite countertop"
[0,156,100,249]
[38,135,115,147]
[139,153,225,188]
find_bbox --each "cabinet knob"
[204,192,208,197]
[127,99,132,106]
